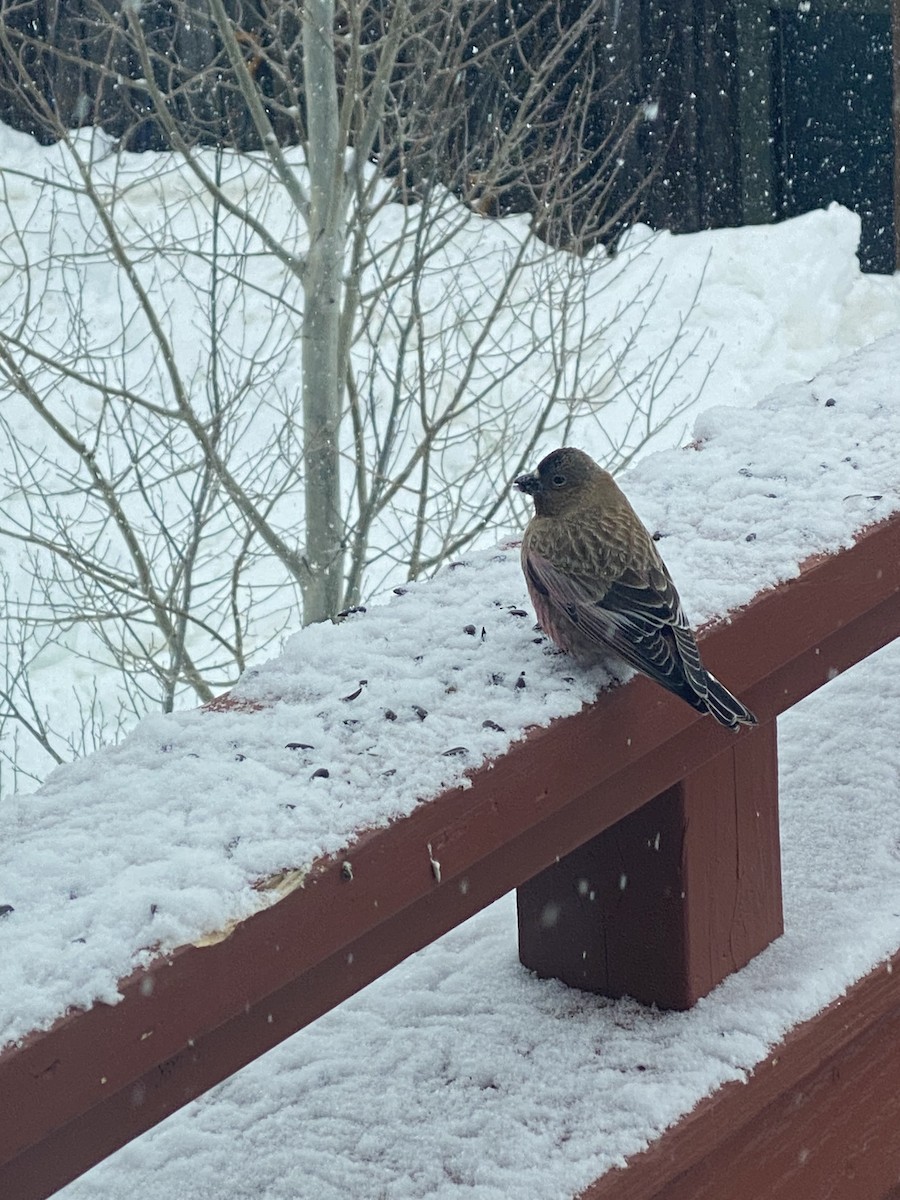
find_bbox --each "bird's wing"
[525,550,709,699]
[600,567,710,695]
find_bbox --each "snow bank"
[622,204,900,411]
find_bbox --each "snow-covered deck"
[4,335,900,1198]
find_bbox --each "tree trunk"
[300,0,345,623]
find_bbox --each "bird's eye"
[551,474,567,488]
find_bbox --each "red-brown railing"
[3,511,900,1200]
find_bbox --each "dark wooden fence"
[2,509,900,1199]
[3,0,898,265]
[0,0,748,248]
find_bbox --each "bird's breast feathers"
[522,511,652,586]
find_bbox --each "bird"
[514,447,756,729]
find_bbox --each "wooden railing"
[3,510,900,1200]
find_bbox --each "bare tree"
[0,0,711,788]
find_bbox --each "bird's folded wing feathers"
[602,568,709,693]
[525,551,709,697]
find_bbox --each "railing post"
[517,720,782,1010]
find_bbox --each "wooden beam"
[580,945,900,1200]
[3,513,900,1198]
[735,0,777,223]
[517,720,782,1009]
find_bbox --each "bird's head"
[514,447,607,517]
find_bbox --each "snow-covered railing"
[4,337,900,1199]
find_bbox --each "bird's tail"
[703,673,757,730]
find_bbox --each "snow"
[2,122,900,1196]
[53,632,900,1200]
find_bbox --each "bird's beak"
[514,471,541,495]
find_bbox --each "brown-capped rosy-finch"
[515,447,756,729]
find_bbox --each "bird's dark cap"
[515,447,598,497]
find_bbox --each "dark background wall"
[769,1,895,272]
[0,0,895,271]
